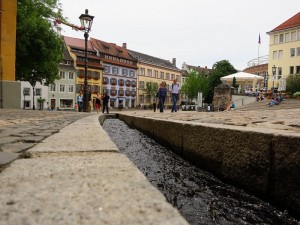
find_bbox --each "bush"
[293,92,300,98]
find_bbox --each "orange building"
[0,0,19,108]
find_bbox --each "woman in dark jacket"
[158,82,167,112]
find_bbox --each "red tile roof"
[64,36,95,51]
[271,12,300,32]
[90,38,137,62]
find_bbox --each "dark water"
[103,119,299,225]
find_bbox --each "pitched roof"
[128,50,180,71]
[183,64,211,75]
[270,11,300,32]
[63,36,95,52]
[90,38,137,62]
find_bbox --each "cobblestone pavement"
[1,107,300,167]
[0,109,90,166]
[119,108,300,135]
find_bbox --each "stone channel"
[103,118,300,225]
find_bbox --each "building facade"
[64,36,103,109]
[48,44,77,110]
[21,81,48,110]
[91,39,138,108]
[267,12,300,91]
[128,49,181,107]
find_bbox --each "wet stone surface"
[103,119,300,225]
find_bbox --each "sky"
[58,0,299,71]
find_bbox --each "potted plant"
[293,92,300,100]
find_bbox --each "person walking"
[102,92,110,114]
[170,79,180,112]
[158,82,167,113]
[77,91,83,112]
[95,93,102,113]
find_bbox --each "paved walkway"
[0,104,299,224]
[0,109,188,225]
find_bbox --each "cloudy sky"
[58,0,299,71]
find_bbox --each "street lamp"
[32,86,35,110]
[23,90,26,110]
[272,65,277,95]
[79,9,94,112]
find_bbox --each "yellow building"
[64,36,103,110]
[128,49,181,107]
[0,0,19,108]
[267,12,300,92]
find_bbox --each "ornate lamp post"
[272,65,277,95]
[79,9,94,112]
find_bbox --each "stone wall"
[117,114,300,217]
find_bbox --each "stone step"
[238,99,300,111]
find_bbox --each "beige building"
[267,12,300,91]
[128,49,181,107]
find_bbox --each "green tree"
[181,69,209,103]
[232,76,238,88]
[205,60,237,103]
[144,81,158,103]
[286,75,300,95]
[16,0,64,86]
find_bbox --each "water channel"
[103,119,299,225]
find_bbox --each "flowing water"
[103,119,299,225]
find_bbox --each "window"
[166,73,170,80]
[285,33,290,42]
[112,67,119,75]
[23,88,30,95]
[60,71,66,79]
[68,85,74,93]
[297,47,300,56]
[154,70,158,78]
[272,51,277,59]
[69,72,74,80]
[278,50,283,60]
[298,30,300,40]
[60,84,65,92]
[50,84,56,92]
[279,34,284,43]
[274,35,278,44]
[160,72,164,79]
[60,99,73,109]
[296,66,300,74]
[130,70,135,77]
[147,69,152,77]
[291,31,296,41]
[290,66,294,74]
[104,65,111,73]
[139,81,145,89]
[171,74,175,80]
[278,67,282,80]
[122,69,128,76]
[140,68,145,76]
[290,48,295,57]
[35,88,41,96]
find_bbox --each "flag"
[258,33,261,44]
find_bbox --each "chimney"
[172,58,176,66]
[122,43,127,49]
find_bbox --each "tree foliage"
[144,81,159,102]
[181,69,209,103]
[205,60,237,103]
[286,75,300,94]
[16,0,64,86]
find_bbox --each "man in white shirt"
[170,79,180,112]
